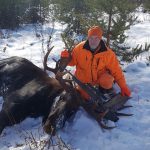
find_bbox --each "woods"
[0,0,150,62]
[0,0,51,29]
[0,0,148,46]
[0,1,150,149]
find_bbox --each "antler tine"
[52,58,62,72]
[43,46,58,74]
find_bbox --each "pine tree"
[142,0,150,12]
[50,0,92,40]
[50,0,139,49]
[0,0,51,29]
[92,0,138,47]
[0,0,22,29]
[49,0,107,48]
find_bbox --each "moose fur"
[0,56,63,134]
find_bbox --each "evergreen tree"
[142,0,150,12]
[51,0,106,31]
[23,0,51,24]
[0,0,23,29]
[0,0,51,29]
[92,0,138,47]
[50,0,92,38]
[50,0,139,49]
[49,0,108,48]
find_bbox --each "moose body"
[0,55,132,135]
[0,56,63,134]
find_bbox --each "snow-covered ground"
[0,9,150,150]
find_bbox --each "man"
[59,26,131,101]
[43,26,131,134]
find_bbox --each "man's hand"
[58,50,71,72]
[121,86,131,97]
[61,49,69,58]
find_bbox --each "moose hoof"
[0,126,4,135]
[43,123,56,136]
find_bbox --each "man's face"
[88,36,101,50]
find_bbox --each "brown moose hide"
[0,56,63,134]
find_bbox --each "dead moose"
[0,47,132,136]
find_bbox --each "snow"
[0,10,150,150]
[124,9,150,55]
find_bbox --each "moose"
[0,46,132,135]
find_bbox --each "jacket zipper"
[91,54,94,82]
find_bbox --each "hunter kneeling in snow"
[59,26,131,99]
[43,26,132,135]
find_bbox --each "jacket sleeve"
[106,50,127,88]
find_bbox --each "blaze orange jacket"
[68,40,127,89]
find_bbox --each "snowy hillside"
[0,10,150,150]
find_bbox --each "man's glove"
[61,49,69,58]
[57,50,71,72]
[121,86,131,97]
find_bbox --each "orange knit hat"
[88,26,103,39]
[98,73,114,89]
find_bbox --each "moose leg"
[0,110,11,134]
[0,102,28,134]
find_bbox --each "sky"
[0,7,150,150]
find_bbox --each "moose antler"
[43,33,75,75]
[43,34,76,94]
[43,46,56,73]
